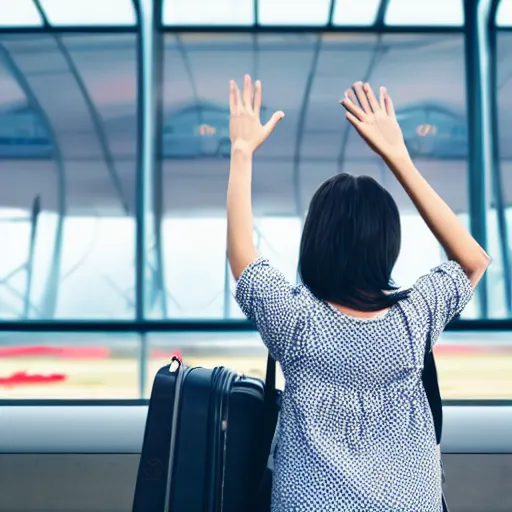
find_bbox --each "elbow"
[474,250,492,272]
[466,250,491,288]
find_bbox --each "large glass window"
[0,33,139,319]
[159,33,473,318]
[1,13,510,402]
[490,31,512,319]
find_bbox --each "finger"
[346,88,358,106]
[345,111,362,129]
[340,92,367,122]
[353,81,371,114]
[243,74,253,111]
[235,82,243,114]
[253,80,262,117]
[379,86,386,111]
[229,80,237,114]
[363,82,379,112]
[263,110,285,139]
[383,87,396,117]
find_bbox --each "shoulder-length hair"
[298,173,408,311]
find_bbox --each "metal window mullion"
[488,1,512,315]
[135,0,154,396]
[463,0,494,318]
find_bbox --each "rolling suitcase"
[133,355,279,512]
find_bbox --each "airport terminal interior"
[0,0,511,510]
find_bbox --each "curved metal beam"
[292,34,322,218]
[32,0,130,215]
[151,0,168,319]
[56,41,131,214]
[175,34,201,103]
[336,34,385,175]
[375,0,391,27]
[0,45,67,319]
[23,195,41,319]
[175,34,204,126]
[327,0,336,26]
[488,0,511,314]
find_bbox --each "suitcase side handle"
[169,356,181,373]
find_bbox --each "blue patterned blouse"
[235,258,473,512]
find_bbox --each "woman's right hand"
[340,81,409,162]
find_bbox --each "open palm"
[229,75,284,154]
[341,82,409,160]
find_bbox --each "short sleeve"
[235,257,304,363]
[410,260,473,349]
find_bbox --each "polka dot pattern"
[236,258,473,512]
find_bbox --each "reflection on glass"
[0,0,43,27]
[385,0,464,26]
[0,104,53,157]
[0,333,140,399]
[163,102,231,159]
[0,34,138,319]
[396,105,467,159]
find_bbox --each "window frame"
[0,0,509,404]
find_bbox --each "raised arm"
[340,81,491,288]
[226,75,284,279]
[227,76,306,364]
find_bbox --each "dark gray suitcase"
[133,356,279,512]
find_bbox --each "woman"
[227,76,490,511]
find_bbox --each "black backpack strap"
[263,354,278,448]
[422,341,443,445]
[254,354,280,512]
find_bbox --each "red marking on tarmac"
[0,371,67,388]
[0,346,110,359]
[0,346,183,360]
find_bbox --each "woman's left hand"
[229,74,285,155]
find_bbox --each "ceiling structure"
[0,0,510,218]
[0,0,511,319]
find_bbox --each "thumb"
[263,110,285,139]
